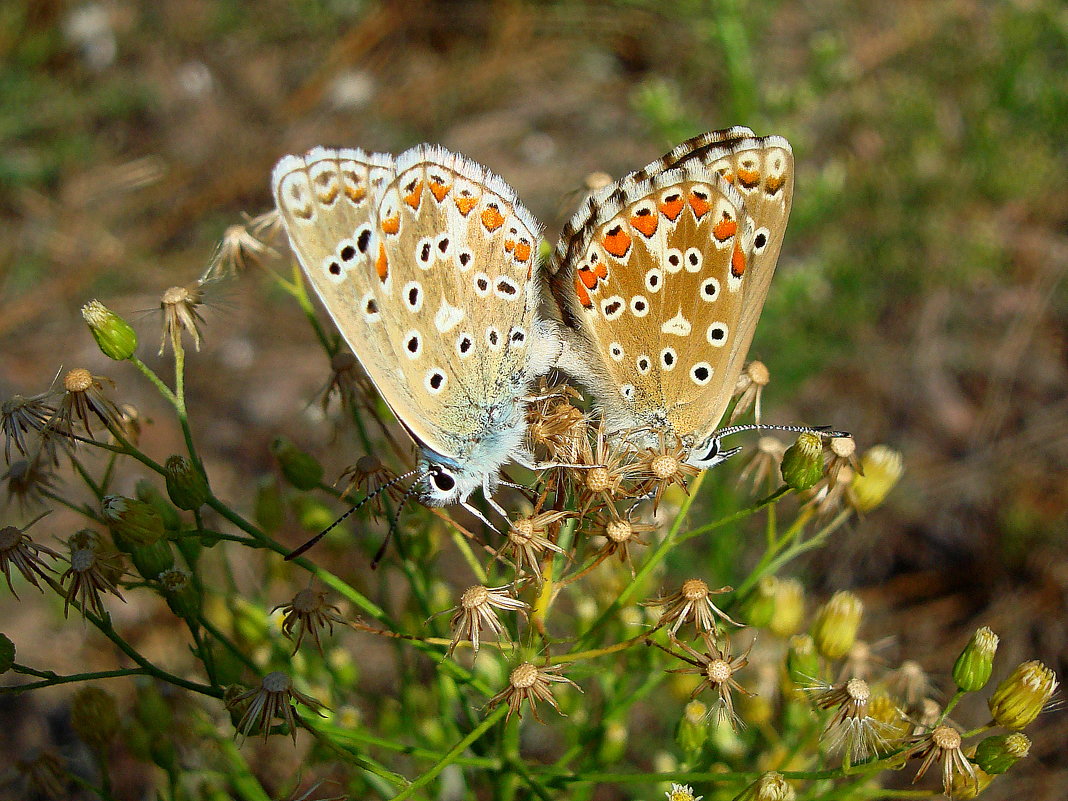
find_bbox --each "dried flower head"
[740,772,796,801]
[526,382,589,464]
[738,436,785,495]
[320,351,363,412]
[838,639,888,682]
[668,633,753,730]
[228,671,326,743]
[730,360,770,423]
[15,749,69,799]
[805,677,893,761]
[1,392,59,463]
[665,783,703,801]
[0,512,59,596]
[55,368,123,439]
[634,433,700,510]
[885,659,934,709]
[501,511,569,579]
[486,661,580,722]
[338,454,401,516]
[2,456,59,509]
[203,220,276,281]
[824,436,861,489]
[447,584,529,656]
[159,284,206,355]
[592,513,655,569]
[274,588,347,654]
[61,546,126,619]
[904,723,976,796]
[571,421,640,515]
[646,578,740,637]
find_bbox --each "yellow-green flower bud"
[811,590,863,661]
[70,686,120,749]
[294,496,337,533]
[744,576,778,628]
[975,732,1030,774]
[949,764,994,799]
[102,494,164,548]
[254,476,285,532]
[987,660,1058,730]
[164,455,209,510]
[849,445,903,512]
[675,700,708,756]
[868,692,911,740]
[598,719,628,763]
[0,633,14,674]
[123,719,153,762]
[953,626,999,692]
[82,299,138,360]
[135,480,181,531]
[130,539,175,581]
[271,437,323,491]
[780,432,824,491]
[786,634,820,685]
[739,772,796,801]
[768,577,806,637]
[157,567,201,620]
[135,682,174,734]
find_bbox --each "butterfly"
[272,145,561,522]
[548,126,795,467]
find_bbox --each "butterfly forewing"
[551,130,793,446]
[371,145,546,458]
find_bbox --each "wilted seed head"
[730,360,771,423]
[586,466,611,493]
[738,436,785,494]
[1,392,59,463]
[987,660,1059,730]
[905,723,975,796]
[486,661,579,722]
[806,676,892,761]
[2,457,58,509]
[61,546,126,619]
[0,513,59,597]
[64,368,93,394]
[228,670,326,743]
[203,221,276,281]
[850,445,903,512]
[160,284,206,355]
[447,584,529,656]
[55,368,123,440]
[741,772,796,801]
[274,588,346,654]
[648,578,740,636]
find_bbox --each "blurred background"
[2,0,1066,798]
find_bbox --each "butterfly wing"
[369,145,553,462]
[551,131,793,444]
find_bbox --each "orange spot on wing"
[713,217,738,241]
[481,205,505,232]
[579,268,599,289]
[602,227,632,258]
[630,210,658,237]
[575,278,592,308]
[688,192,712,219]
[731,244,746,277]
[659,196,684,221]
[593,261,608,280]
[737,168,760,188]
[504,239,515,252]
[381,214,400,235]
[514,241,532,262]
[765,175,786,195]
[376,242,389,281]
[403,180,423,209]
[455,195,477,216]
[428,180,450,202]
[720,170,735,185]
[344,185,367,203]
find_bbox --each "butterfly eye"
[431,471,456,492]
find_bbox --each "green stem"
[5,665,154,692]
[389,705,509,801]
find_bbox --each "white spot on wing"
[661,310,692,337]
[707,322,729,347]
[434,299,465,333]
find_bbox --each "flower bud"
[82,299,138,360]
[953,626,999,692]
[744,576,778,628]
[780,433,824,491]
[70,686,120,749]
[254,476,285,532]
[271,437,323,491]
[164,455,209,510]
[811,590,863,661]
[123,719,153,762]
[849,445,903,512]
[786,634,820,686]
[0,633,14,674]
[103,495,164,548]
[949,764,994,799]
[768,577,805,637]
[135,480,182,531]
[974,732,1030,774]
[157,567,201,620]
[135,681,174,734]
[739,772,796,801]
[598,719,627,763]
[675,700,708,756]
[129,539,175,581]
[987,660,1058,729]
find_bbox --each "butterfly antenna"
[371,476,425,569]
[714,423,852,441]
[284,467,422,561]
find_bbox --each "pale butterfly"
[549,127,812,467]
[271,145,561,530]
